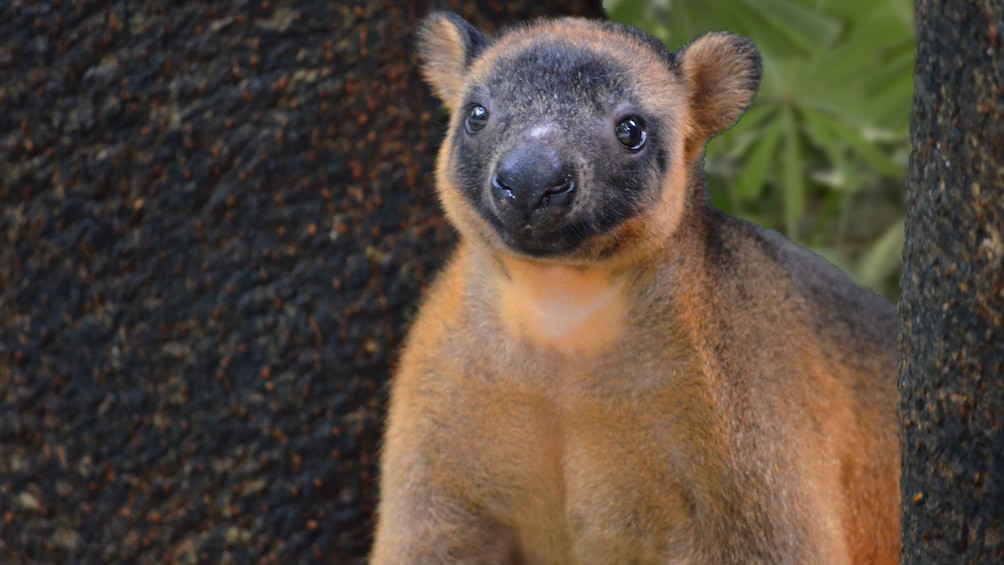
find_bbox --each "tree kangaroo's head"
[418,13,761,265]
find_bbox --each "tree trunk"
[0,1,602,563]
[899,1,1004,563]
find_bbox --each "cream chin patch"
[494,257,629,358]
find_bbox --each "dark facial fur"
[448,30,674,257]
[418,14,761,263]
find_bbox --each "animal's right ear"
[417,12,489,105]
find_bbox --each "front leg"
[371,374,521,564]
[370,471,520,564]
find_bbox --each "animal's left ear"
[677,32,762,140]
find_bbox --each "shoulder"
[710,210,897,346]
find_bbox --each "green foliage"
[606,0,913,299]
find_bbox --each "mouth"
[487,211,593,257]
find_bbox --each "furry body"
[372,14,899,564]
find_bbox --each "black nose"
[492,143,576,214]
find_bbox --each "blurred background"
[607,0,913,300]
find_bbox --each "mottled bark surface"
[0,1,602,562]
[899,1,1004,563]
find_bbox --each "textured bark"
[899,1,1004,563]
[0,1,603,563]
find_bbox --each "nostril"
[491,173,516,201]
[546,176,575,195]
[541,177,575,207]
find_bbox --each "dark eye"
[465,104,489,133]
[615,116,646,151]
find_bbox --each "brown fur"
[372,14,899,564]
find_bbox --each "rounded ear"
[416,12,490,105]
[678,32,762,140]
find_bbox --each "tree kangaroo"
[372,13,899,564]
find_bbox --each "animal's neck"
[487,254,635,358]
